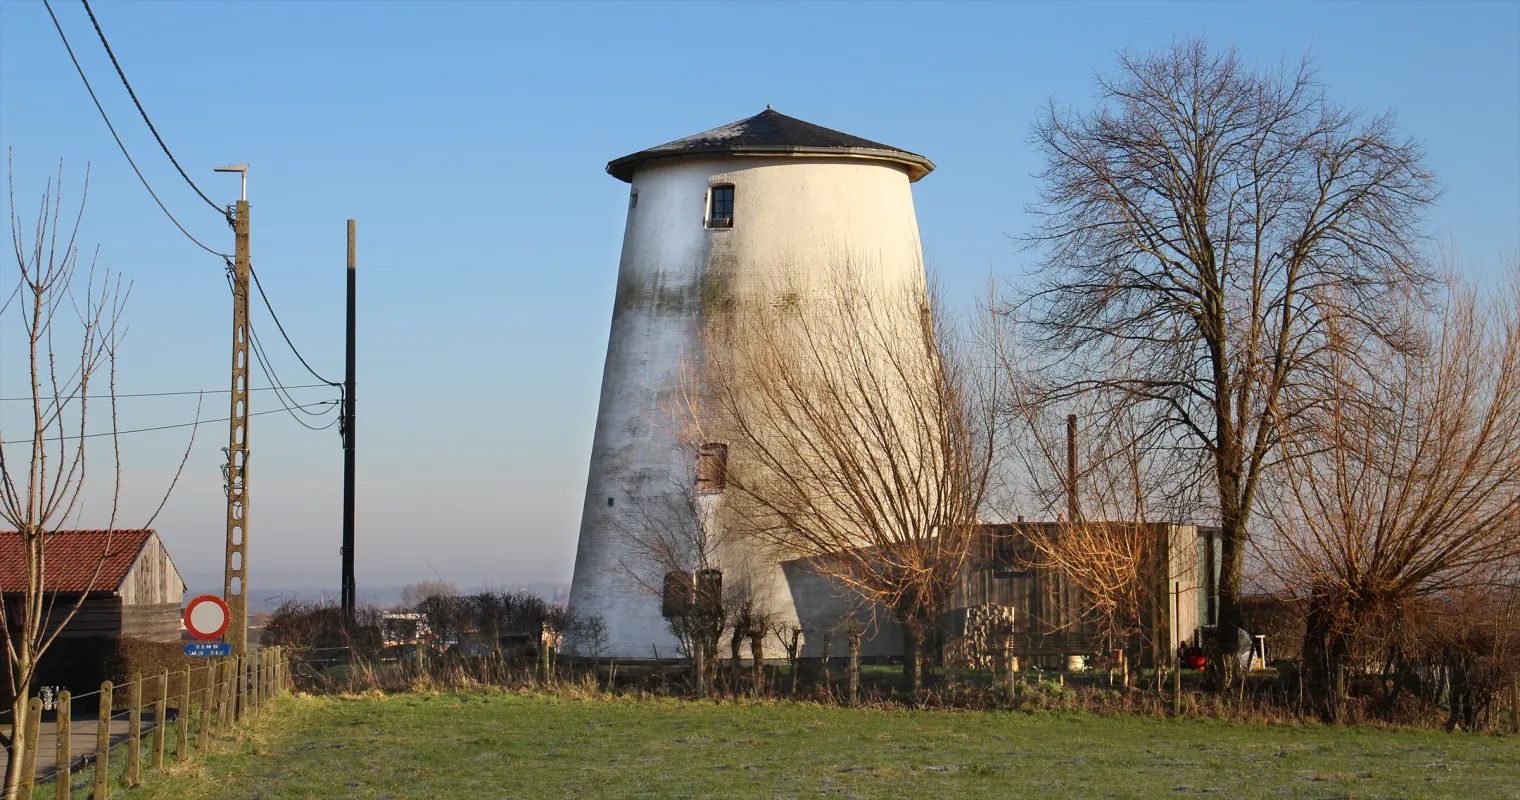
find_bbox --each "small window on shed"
[696,443,728,493]
[707,185,734,229]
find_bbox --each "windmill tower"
[567,109,936,658]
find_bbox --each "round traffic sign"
[184,595,230,641]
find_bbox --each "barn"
[0,529,187,643]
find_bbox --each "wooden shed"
[950,522,1204,668]
[0,529,187,642]
[783,521,1206,669]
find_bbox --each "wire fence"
[4,646,291,800]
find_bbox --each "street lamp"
[214,163,249,201]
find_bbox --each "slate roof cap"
[607,108,935,183]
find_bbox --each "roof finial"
[767,104,772,111]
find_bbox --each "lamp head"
[214,164,249,201]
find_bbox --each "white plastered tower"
[568,109,936,658]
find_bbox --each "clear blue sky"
[1,1,1516,600]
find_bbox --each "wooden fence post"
[199,662,213,747]
[223,657,235,730]
[217,659,231,733]
[127,674,142,785]
[95,681,112,800]
[236,656,248,726]
[55,690,72,800]
[16,696,41,800]
[178,666,191,760]
[226,657,238,727]
[1004,641,1016,702]
[152,668,168,770]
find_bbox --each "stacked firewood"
[960,604,1017,670]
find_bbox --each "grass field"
[111,690,1519,800]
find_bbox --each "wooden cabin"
[0,529,186,642]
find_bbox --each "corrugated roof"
[0,529,154,593]
[607,108,935,183]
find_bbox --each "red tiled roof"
[0,529,154,593]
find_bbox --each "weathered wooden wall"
[2,593,123,639]
[119,534,185,606]
[121,602,183,642]
[952,522,1205,665]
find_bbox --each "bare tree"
[0,159,194,796]
[610,467,738,687]
[1015,39,1439,680]
[400,580,459,608]
[1009,406,1184,681]
[1260,269,1520,718]
[675,261,996,692]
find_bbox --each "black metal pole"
[341,219,357,624]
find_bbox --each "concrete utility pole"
[218,164,252,656]
[341,219,358,624]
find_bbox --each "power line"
[79,0,228,220]
[223,266,342,430]
[249,262,341,386]
[0,384,330,402]
[43,1,343,440]
[0,400,340,445]
[250,321,342,431]
[40,0,229,258]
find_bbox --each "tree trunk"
[1212,496,1248,688]
[5,648,34,800]
[1446,647,1473,731]
[848,633,861,706]
[4,693,26,800]
[904,622,923,694]
[750,632,764,698]
[1302,594,1348,722]
[729,629,743,694]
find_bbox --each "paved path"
[2,712,167,783]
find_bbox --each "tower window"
[696,443,728,493]
[707,185,734,229]
[629,189,638,209]
[662,571,694,618]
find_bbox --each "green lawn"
[114,690,1518,800]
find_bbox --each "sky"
[1,1,1516,602]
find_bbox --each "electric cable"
[0,384,329,402]
[79,0,228,219]
[223,267,341,430]
[248,262,342,387]
[249,322,341,431]
[40,0,230,258]
[1,400,340,445]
